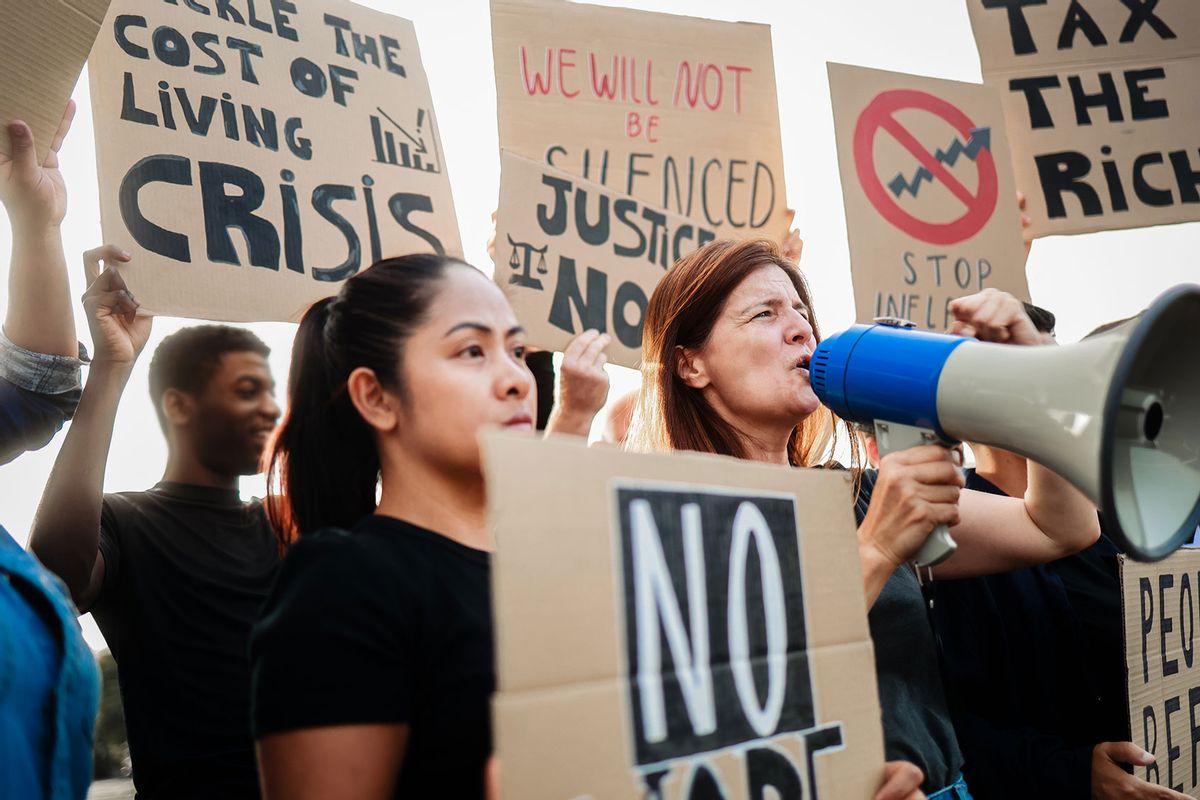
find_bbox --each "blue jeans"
[928,775,974,800]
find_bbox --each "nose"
[263,393,282,424]
[497,354,534,401]
[785,307,813,345]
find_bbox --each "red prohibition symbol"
[853,89,998,246]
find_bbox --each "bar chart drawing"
[370,107,442,174]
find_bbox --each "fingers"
[564,329,601,362]
[6,120,37,176]
[83,287,140,320]
[884,444,959,469]
[46,99,76,166]
[579,331,610,366]
[1099,741,1155,767]
[83,245,131,289]
[948,289,1039,345]
[874,761,924,800]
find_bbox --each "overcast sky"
[1,0,1195,651]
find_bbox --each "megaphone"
[810,284,1200,565]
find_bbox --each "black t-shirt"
[854,469,964,794]
[92,482,280,799]
[251,515,494,800]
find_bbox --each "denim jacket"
[1,328,98,796]
[0,528,99,799]
[0,328,85,466]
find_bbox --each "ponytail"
[267,254,464,546]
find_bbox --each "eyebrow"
[236,375,276,390]
[738,296,807,316]
[444,322,526,338]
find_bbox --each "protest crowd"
[1,1,1198,800]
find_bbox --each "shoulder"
[261,525,412,620]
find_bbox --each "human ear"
[162,389,193,427]
[674,346,709,390]
[346,367,398,433]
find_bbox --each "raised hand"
[0,101,76,230]
[81,245,152,367]
[545,329,611,438]
[948,288,1042,346]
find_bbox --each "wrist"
[859,534,903,575]
[547,405,595,437]
[10,220,64,244]
[87,357,137,378]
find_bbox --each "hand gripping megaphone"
[810,284,1200,567]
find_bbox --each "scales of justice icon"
[507,234,549,290]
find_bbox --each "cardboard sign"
[494,150,715,367]
[483,433,885,799]
[1121,549,1200,798]
[967,0,1200,237]
[88,0,461,322]
[491,0,788,243]
[0,0,110,163]
[828,64,1030,330]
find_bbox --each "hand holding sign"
[545,329,611,438]
[0,103,76,230]
[1091,742,1190,800]
[82,245,151,368]
[947,288,1041,345]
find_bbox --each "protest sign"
[0,0,109,162]
[494,150,715,368]
[492,0,789,244]
[828,63,1030,330]
[88,0,461,322]
[1121,549,1200,798]
[967,0,1200,237]
[483,433,885,799]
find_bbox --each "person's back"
[31,320,282,799]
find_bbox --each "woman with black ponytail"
[249,254,534,799]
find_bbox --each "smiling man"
[31,300,282,800]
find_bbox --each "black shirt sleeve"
[94,498,123,609]
[251,530,416,737]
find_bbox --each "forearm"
[29,362,130,597]
[5,223,74,356]
[1023,462,1099,557]
[858,540,899,609]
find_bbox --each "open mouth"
[795,353,812,374]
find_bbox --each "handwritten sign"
[495,150,714,367]
[484,434,886,799]
[967,0,1200,237]
[1122,549,1200,798]
[492,0,788,243]
[829,63,1030,329]
[89,0,461,322]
